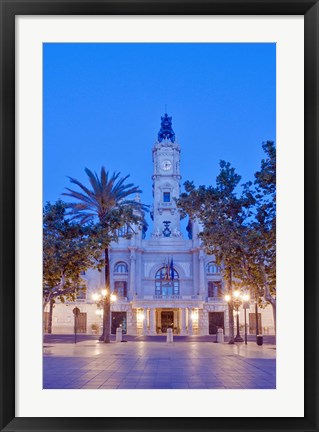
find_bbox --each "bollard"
[166,328,173,343]
[256,334,263,346]
[217,328,224,343]
[116,327,123,342]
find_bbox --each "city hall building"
[47,114,275,337]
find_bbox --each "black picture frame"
[0,1,318,431]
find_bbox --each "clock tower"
[151,113,182,238]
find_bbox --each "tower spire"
[158,113,175,143]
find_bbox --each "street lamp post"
[92,290,117,341]
[225,290,247,343]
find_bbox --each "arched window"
[155,267,179,296]
[114,262,128,273]
[206,262,221,274]
[117,225,132,237]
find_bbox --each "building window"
[163,192,170,203]
[206,262,221,274]
[208,281,223,298]
[155,267,179,296]
[114,281,127,298]
[114,262,128,273]
[76,285,87,301]
[117,225,132,237]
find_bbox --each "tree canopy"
[177,141,276,331]
[43,200,101,309]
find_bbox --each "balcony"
[207,296,225,302]
[133,294,201,301]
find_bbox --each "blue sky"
[43,43,276,235]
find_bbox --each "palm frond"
[65,176,95,200]
[63,188,98,209]
[84,168,102,196]
[65,167,146,225]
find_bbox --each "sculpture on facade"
[172,227,182,238]
[152,227,161,238]
[162,220,172,237]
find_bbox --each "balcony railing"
[133,294,201,301]
[207,296,225,302]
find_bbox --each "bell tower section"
[151,114,182,239]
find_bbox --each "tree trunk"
[43,297,49,343]
[263,282,276,335]
[271,301,276,335]
[226,267,235,344]
[101,247,111,343]
[48,299,54,334]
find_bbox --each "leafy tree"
[63,167,147,343]
[241,141,276,330]
[177,161,253,343]
[177,142,276,337]
[43,200,101,330]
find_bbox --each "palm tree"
[63,167,147,343]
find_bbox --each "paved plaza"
[43,336,276,390]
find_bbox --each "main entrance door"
[209,312,225,335]
[160,311,174,333]
[111,312,127,334]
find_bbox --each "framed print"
[0,1,318,431]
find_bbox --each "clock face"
[161,160,172,171]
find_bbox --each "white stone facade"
[46,115,275,336]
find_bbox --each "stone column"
[149,308,156,334]
[198,250,206,298]
[188,308,193,335]
[199,309,207,335]
[142,308,148,335]
[129,248,136,300]
[130,309,138,336]
[192,251,198,296]
[181,308,187,335]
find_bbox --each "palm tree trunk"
[101,247,111,343]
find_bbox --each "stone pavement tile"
[188,384,208,389]
[99,385,119,389]
[87,380,109,387]
[117,384,138,389]
[135,384,155,389]
[121,381,140,387]
[122,374,140,379]
[59,383,84,389]
[153,384,173,389]
[103,378,125,384]
[138,378,155,385]
[224,384,245,389]
[171,383,190,389]
[81,384,101,389]
[168,376,187,382]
